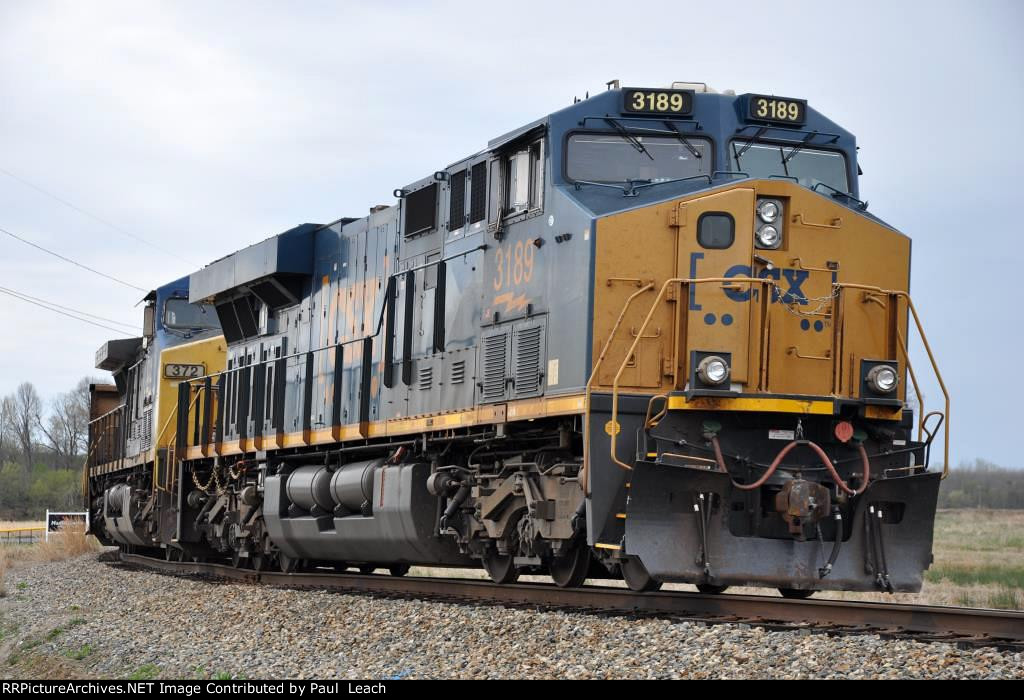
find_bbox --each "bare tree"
[11,382,42,475]
[0,394,14,463]
[39,377,96,469]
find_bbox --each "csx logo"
[721,264,810,304]
[688,253,815,308]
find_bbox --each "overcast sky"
[1,1,1021,466]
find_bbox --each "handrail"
[839,283,951,478]
[582,282,655,493]
[153,389,203,494]
[607,277,773,471]
[602,278,949,479]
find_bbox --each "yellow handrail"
[601,278,950,479]
[607,277,774,471]
[582,282,655,494]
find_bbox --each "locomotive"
[85,82,949,596]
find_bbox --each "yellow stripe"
[615,513,626,520]
[184,393,587,460]
[667,395,834,415]
[594,542,622,551]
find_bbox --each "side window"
[503,140,544,218]
[697,212,735,249]
[404,183,438,237]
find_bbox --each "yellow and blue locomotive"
[86,82,948,595]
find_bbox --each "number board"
[747,94,807,125]
[164,363,205,379]
[622,88,694,116]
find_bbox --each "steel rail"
[117,553,1024,651]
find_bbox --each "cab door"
[676,188,756,388]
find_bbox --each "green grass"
[66,644,93,660]
[46,628,63,640]
[69,605,80,612]
[68,618,86,627]
[15,582,26,591]
[987,588,1020,610]
[924,564,1024,589]
[127,664,159,680]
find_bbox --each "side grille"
[418,365,433,391]
[450,359,466,385]
[469,162,487,224]
[513,326,543,397]
[448,170,466,231]
[480,332,508,402]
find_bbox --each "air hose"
[818,508,843,579]
[712,436,870,495]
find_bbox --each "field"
[0,521,95,598]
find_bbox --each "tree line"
[0,377,97,519]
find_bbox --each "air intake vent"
[450,360,466,385]
[479,331,508,403]
[448,169,466,231]
[513,325,544,397]
[418,365,433,391]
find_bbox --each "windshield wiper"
[732,127,768,162]
[663,121,702,160]
[604,118,654,161]
[782,130,819,164]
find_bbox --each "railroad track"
[116,552,1024,651]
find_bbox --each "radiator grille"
[513,326,543,397]
[480,332,508,402]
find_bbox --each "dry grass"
[0,521,100,598]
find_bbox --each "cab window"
[164,298,219,330]
[731,140,848,193]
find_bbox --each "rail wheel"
[482,548,519,584]
[279,552,299,574]
[358,564,376,574]
[620,556,661,592]
[389,564,410,577]
[230,550,248,569]
[696,584,729,594]
[779,588,815,599]
[549,541,591,588]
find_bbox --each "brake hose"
[712,436,870,495]
[818,508,843,579]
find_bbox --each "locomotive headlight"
[697,355,730,386]
[866,364,898,394]
[756,224,781,249]
[757,200,780,223]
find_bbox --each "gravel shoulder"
[0,552,1022,680]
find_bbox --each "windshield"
[164,298,219,330]
[567,133,712,184]
[731,141,849,193]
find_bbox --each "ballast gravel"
[0,553,1022,680]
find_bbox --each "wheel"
[696,584,729,594]
[482,548,519,584]
[230,550,249,569]
[779,588,815,599]
[389,564,410,577]
[251,552,265,572]
[549,541,591,588]
[164,547,177,562]
[358,564,376,575]
[620,557,661,592]
[279,552,299,574]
